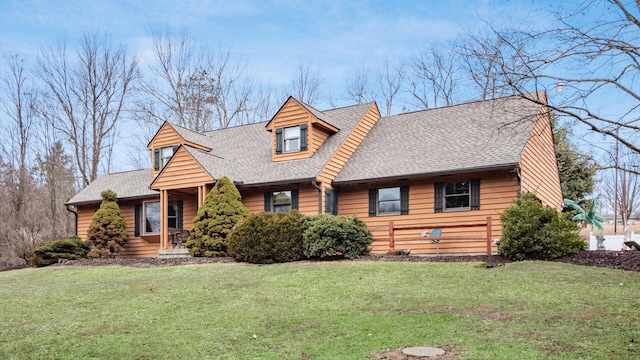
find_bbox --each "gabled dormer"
[266,97,339,162]
[147,122,213,177]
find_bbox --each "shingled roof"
[67,169,158,205]
[333,95,541,184]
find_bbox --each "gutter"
[65,204,78,236]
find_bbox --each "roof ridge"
[322,101,374,112]
[103,168,150,175]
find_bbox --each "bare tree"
[140,27,259,131]
[344,67,375,104]
[409,44,459,109]
[376,60,405,116]
[457,34,511,100]
[38,33,138,186]
[474,0,639,157]
[287,60,322,106]
[601,152,640,232]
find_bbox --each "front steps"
[158,248,190,258]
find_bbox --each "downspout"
[514,165,522,198]
[312,179,322,213]
[65,204,78,236]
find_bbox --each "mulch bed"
[1,250,638,272]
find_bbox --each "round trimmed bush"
[29,236,89,267]
[227,211,305,264]
[499,192,585,261]
[303,214,372,260]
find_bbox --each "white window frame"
[377,187,401,216]
[272,191,292,213]
[142,201,179,235]
[160,146,175,169]
[283,126,301,152]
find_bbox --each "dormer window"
[275,124,307,154]
[284,126,300,152]
[154,146,178,171]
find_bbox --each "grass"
[1,261,638,359]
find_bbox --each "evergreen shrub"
[227,211,305,264]
[499,192,585,261]
[187,176,251,257]
[303,214,372,260]
[29,236,89,267]
[87,190,129,258]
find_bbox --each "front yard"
[1,260,638,359]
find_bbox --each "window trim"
[154,145,178,171]
[272,190,293,213]
[444,181,471,211]
[369,186,409,217]
[142,200,180,236]
[264,189,299,212]
[283,125,301,153]
[435,179,480,213]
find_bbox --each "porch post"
[160,190,169,249]
[198,185,205,208]
[486,216,492,255]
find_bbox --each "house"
[66,93,562,257]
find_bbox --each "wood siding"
[151,147,214,190]
[317,103,380,211]
[76,194,199,258]
[148,123,212,177]
[519,108,563,208]
[240,185,320,215]
[337,171,518,255]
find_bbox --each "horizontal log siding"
[271,99,313,161]
[337,171,518,255]
[151,147,214,190]
[317,103,380,211]
[240,185,320,216]
[520,109,562,209]
[77,194,199,258]
[311,126,331,154]
[148,123,211,177]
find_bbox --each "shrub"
[303,214,373,260]
[499,192,585,261]
[187,176,251,257]
[227,211,305,264]
[29,236,89,267]
[87,190,129,258]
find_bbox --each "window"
[434,179,480,212]
[264,190,299,212]
[284,126,300,152]
[140,201,181,235]
[378,187,401,214]
[154,146,178,171]
[275,124,307,154]
[369,186,409,216]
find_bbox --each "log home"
[67,93,562,257]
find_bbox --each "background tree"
[375,60,405,116]
[287,60,322,106]
[344,67,374,105]
[600,151,640,231]
[471,0,639,157]
[86,190,129,258]
[554,121,598,206]
[187,176,250,257]
[409,43,459,109]
[139,27,260,132]
[38,32,138,186]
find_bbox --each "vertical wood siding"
[519,109,563,208]
[337,171,518,255]
[151,147,214,190]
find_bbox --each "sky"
[2,0,631,193]
[0,0,563,103]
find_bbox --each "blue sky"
[1,0,561,101]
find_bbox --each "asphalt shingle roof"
[67,94,544,205]
[67,169,157,205]
[333,95,540,183]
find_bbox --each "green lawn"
[1,261,638,359]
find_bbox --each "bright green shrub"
[29,236,89,267]
[303,214,373,260]
[227,211,305,264]
[87,190,129,258]
[499,192,585,261]
[187,176,251,257]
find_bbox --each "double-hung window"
[434,179,480,212]
[275,124,307,154]
[264,190,299,212]
[369,186,409,216]
[154,146,178,170]
[283,126,300,152]
[138,201,182,236]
